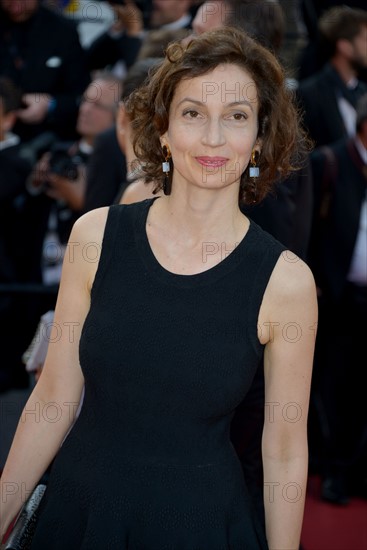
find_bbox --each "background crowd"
[0,0,366,510]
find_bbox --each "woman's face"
[161,63,261,193]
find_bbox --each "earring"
[162,145,171,173]
[249,150,259,178]
[162,145,172,195]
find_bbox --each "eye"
[231,112,248,121]
[183,109,200,118]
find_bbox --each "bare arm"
[0,207,109,539]
[260,252,317,550]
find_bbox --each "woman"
[0,27,317,549]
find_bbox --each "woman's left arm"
[260,252,318,550]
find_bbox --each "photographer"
[26,72,122,286]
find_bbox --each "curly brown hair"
[126,26,308,204]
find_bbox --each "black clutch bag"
[2,484,47,550]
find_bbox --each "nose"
[80,99,93,114]
[192,12,203,35]
[201,117,226,148]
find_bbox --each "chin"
[76,124,87,136]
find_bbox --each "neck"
[83,135,94,147]
[153,182,246,246]
[330,56,357,84]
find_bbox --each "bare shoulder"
[268,251,316,300]
[71,206,110,245]
[62,207,110,293]
[259,251,318,343]
[120,180,158,205]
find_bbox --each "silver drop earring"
[249,150,259,178]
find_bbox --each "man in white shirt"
[309,93,367,505]
[297,5,367,148]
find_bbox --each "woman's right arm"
[0,207,109,539]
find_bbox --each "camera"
[48,148,82,181]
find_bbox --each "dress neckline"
[135,198,257,288]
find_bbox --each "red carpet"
[301,476,367,550]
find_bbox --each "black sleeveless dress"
[31,198,286,549]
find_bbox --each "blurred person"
[136,27,191,59]
[21,59,160,398]
[295,3,367,478]
[42,0,78,12]
[297,0,367,80]
[85,0,147,76]
[83,57,165,214]
[0,28,316,549]
[25,72,122,288]
[0,0,90,142]
[85,52,179,215]
[192,0,285,54]
[0,77,33,393]
[82,125,127,212]
[95,57,163,209]
[0,78,30,199]
[307,94,367,504]
[149,0,194,30]
[117,58,159,205]
[0,72,120,394]
[86,0,197,77]
[297,6,367,148]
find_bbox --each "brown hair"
[319,6,367,58]
[126,26,308,204]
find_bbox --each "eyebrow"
[176,98,255,112]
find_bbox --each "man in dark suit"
[0,77,33,393]
[24,72,122,283]
[2,73,122,394]
[297,0,367,80]
[297,6,367,148]
[0,0,90,142]
[308,94,367,504]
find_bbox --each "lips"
[195,156,228,168]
